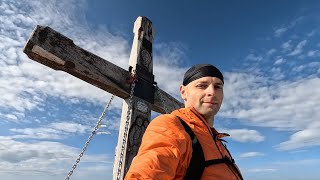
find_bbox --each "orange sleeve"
[125,115,192,180]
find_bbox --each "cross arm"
[153,88,183,114]
[23,25,130,99]
[23,25,183,113]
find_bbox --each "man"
[125,64,243,179]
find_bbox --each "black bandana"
[183,64,224,85]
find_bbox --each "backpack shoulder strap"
[175,116,244,180]
[176,116,205,180]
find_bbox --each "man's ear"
[180,85,187,101]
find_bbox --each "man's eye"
[215,85,223,89]
[196,84,207,88]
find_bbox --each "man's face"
[180,76,224,119]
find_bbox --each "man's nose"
[206,85,216,96]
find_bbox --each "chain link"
[116,70,137,180]
[64,95,115,180]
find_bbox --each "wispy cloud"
[0,0,111,116]
[220,10,320,153]
[274,58,285,65]
[247,168,277,173]
[281,40,293,52]
[222,73,320,131]
[221,24,320,150]
[270,67,285,80]
[267,49,277,56]
[273,158,320,166]
[307,50,319,57]
[292,62,320,73]
[274,16,304,37]
[239,152,265,158]
[245,54,263,62]
[9,122,92,140]
[0,0,186,124]
[1,1,320,180]
[0,1,188,178]
[288,40,308,56]
[274,28,287,37]
[0,137,113,176]
[276,121,320,150]
[307,30,316,37]
[220,128,265,143]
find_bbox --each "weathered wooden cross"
[23,16,183,179]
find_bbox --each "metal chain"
[116,70,137,180]
[64,95,115,180]
[154,83,169,114]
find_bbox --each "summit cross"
[23,16,183,179]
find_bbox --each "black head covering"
[183,64,224,85]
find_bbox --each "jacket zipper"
[190,109,242,179]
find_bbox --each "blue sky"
[1,0,320,179]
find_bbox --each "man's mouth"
[203,101,218,105]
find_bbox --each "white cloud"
[276,121,320,150]
[0,1,134,120]
[4,114,18,121]
[292,65,305,72]
[221,70,320,150]
[0,0,113,116]
[307,50,319,57]
[307,30,316,37]
[281,40,293,52]
[288,40,307,56]
[154,42,186,66]
[273,158,320,166]
[153,63,186,100]
[292,62,320,73]
[0,137,113,177]
[239,152,265,158]
[0,1,319,180]
[9,122,92,140]
[0,111,25,123]
[0,0,186,123]
[247,168,277,173]
[0,1,187,177]
[274,27,287,37]
[245,54,263,62]
[221,73,320,132]
[50,122,89,133]
[220,128,265,143]
[267,49,277,56]
[289,16,304,28]
[274,58,285,65]
[270,67,285,80]
[274,16,303,38]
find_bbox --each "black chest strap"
[177,117,243,180]
[178,117,205,180]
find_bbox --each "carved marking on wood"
[136,101,148,113]
[126,114,149,172]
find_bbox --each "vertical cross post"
[113,16,154,180]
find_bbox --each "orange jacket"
[125,107,242,180]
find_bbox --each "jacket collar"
[175,107,230,138]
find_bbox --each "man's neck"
[185,106,215,127]
[203,114,214,127]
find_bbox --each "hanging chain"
[154,82,169,114]
[64,95,115,180]
[116,70,137,180]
